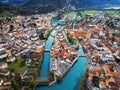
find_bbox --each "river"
[38,27,61,80]
[36,52,87,90]
[52,17,59,25]
[36,18,88,90]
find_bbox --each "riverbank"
[36,57,88,90]
[36,17,88,90]
[79,69,88,90]
[37,15,63,82]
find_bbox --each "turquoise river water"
[36,18,88,90]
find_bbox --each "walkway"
[36,80,50,86]
[50,35,55,38]
[78,54,87,57]
[44,49,51,52]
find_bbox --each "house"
[103,65,112,76]
[30,34,39,41]
[0,78,3,86]
[0,62,8,69]
[100,54,114,63]
[33,46,43,53]
[27,68,37,74]
[0,48,8,59]
[6,56,16,63]
[88,73,93,80]
[99,81,106,89]
[63,52,70,59]
[22,76,33,82]
[0,69,10,76]
[25,59,32,65]
[3,79,11,86]
[107,77,119,90]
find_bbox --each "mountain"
[0,3,34,17]
[22,0,65,13]
[70,0,120,8]
[0,0,29,5]
[0,0,65,13]
[22,0,120,11]
[0,0,120,14]
[1,0,120,8]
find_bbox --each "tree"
[93,76,99,87]
[20,60,25,67]
[39,33,45,40]
[28,81,36,89]
[49,71,54,82]
[79,71,88,90]
[56,75,62,82]
[11,80,19,90]
[10,68,15,72]
[9,25,14,32]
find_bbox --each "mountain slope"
[22,0,65,13]
[1,0,120,8]
[0,0,30,5]
[22,0,120,11]
[0,0,120,14]
[71,0,120,8]
[0,3,34,16]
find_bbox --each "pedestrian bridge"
[50,35,55,38]
[36,80,50,86]
[44,49,50,52]
[78,54,87,57]
[53,28,58,30]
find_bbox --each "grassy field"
[106,11,120,15]
[80,10,99,16]
[62,10,120,17]
[0,11,11,17]
[9,58,27,72]
[62,11,77,16]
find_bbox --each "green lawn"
[80,10,99,16]
[106,11,120,15]
[9,58,27,73]
[0,11,11,17]
[62,12,77,17]
[113,33,120,37]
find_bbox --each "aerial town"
[0,10,120,90]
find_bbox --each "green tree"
[56,75,62,82]
[79,71,88,90]
[93,76,99,87]
[20,60,25,67]
[11,80,19,90]
[49,71,54,82]
[29,81,36,89]
[39,33,45,40]
[10,25,14,31]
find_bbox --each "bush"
[20,60,25,67]
[93,76,99,87]
[39,33,45,40]
[79,71,88,90]
[49,71,54,82]
[56,75,62,83]
[11,80,19,90]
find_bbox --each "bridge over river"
[36,17,88,90]
[78,54,87,57]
